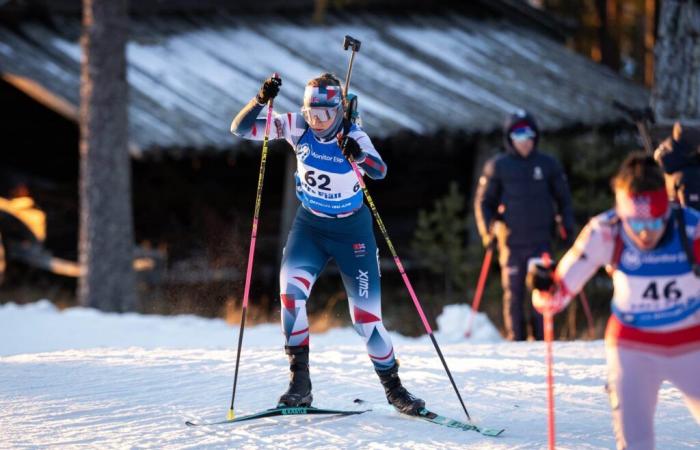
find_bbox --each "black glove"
[526,258,555,292]
[256,76,281,104]
[339,135,363,161]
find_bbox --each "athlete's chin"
[634,238,659,251]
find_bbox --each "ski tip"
[482,428,506,437]
[185,421,198,427]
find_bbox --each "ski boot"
[277,345,313,407]
[376,362,425,416]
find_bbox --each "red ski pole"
[227,73,279,420]
[465,242,494,338]
[544,308,556,450]
[542,252,556,450]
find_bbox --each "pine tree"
[653,0,700,122]
[412,182,469,302]
[78,0,136,311]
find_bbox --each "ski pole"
[464,240,494,338]
[348,157,472,421]
[542,253,556,450]
[340,36,472,422]
[544,308,556,450]
[228,73,279,420]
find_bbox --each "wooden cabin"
[0,0,648,318]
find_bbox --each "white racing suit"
[552,207,700,450]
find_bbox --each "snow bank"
[0,300,501,357]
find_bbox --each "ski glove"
[527,255,570,315]
[256,76,282,105]
[526,256,555,292]
[339,135,364,161]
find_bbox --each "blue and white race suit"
[231,98,395,369]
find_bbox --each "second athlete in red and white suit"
[230,73,425,415]
[530,153,700,450]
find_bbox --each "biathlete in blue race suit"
[230,73,424,415]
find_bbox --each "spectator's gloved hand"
[338,135,363,161]
[256,76,282,105]
[482,234,495,250]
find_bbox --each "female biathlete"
[230,73,424,415]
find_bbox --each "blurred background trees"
[536,0,658,85]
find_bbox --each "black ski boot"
[277,345,313,407]
[376,362,425,416]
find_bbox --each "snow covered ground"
[1,301,698,449]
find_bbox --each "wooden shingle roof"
[0,12,648,155]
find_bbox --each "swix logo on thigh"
[357,270,369,298]
[353,242,366,258]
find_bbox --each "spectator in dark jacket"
[474,110,574,341]
[654,122,700,211]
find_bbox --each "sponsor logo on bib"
[621,248,642,270]
[296,143,311,161]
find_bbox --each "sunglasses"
[510,127,536,142]
[301,106,339,124]
[626,217,665,233]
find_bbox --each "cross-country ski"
[185,405,370,427]
[353,399,505,437]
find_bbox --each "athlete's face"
[622,219,666,250]
[302,105,340,131]
[617,188,668,250]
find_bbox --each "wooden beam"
[2,73,78,121]
[1,74,143,156]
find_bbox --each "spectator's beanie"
[503,109,540,153]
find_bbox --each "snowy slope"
[1,301,698,449]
